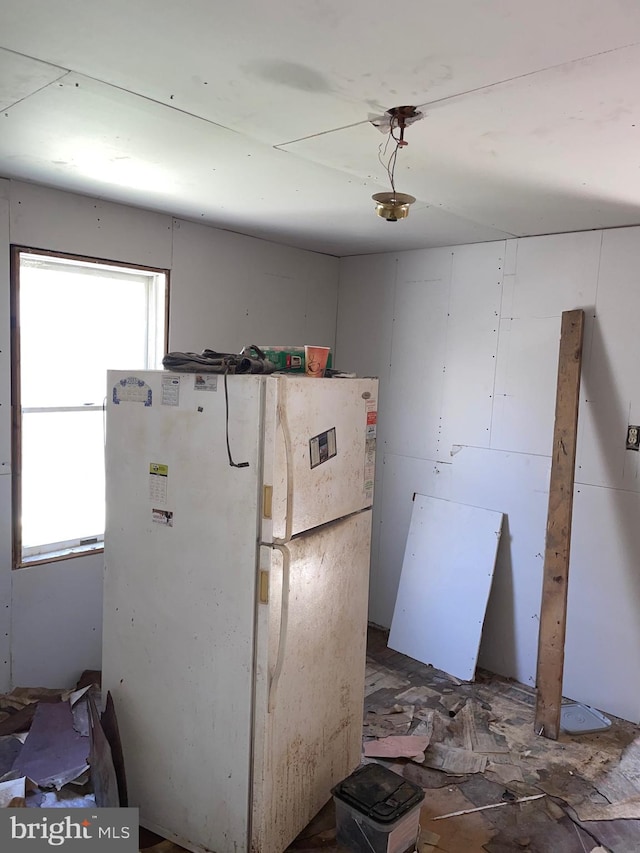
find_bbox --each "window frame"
[10,245,170,569]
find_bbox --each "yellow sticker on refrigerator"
[149,463,168,504]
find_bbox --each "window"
[11,248,168,566]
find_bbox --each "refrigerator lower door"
[251,511,372,853]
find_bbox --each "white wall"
[337,229,640,723]
[0,183,12,691]
[0,178,338,689]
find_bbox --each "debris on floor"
[287,627,640,852]
[363,734,430,760]
[363,703,415,737]
[16,636,633,853]
[0,670,124,813]
[561,702,612,735]
[12,699,91,789]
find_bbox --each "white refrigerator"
[102,370,378,853]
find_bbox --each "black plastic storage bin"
[332,763,425,853]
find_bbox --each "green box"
[259,346,332,373]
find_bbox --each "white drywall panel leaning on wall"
[389,494,503,682]
[437,242,504,459]
[564,484,640,723]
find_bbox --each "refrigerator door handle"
[274,389,294,545]
[268,543,290,713]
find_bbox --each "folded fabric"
[163,346,276,374]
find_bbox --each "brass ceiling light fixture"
[371,191,416,222]
[371,105,423,221]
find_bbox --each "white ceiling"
[2,0,640,256]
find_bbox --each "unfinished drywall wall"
[0,179,338,689]
[0,181,11,692]
[337,228,640,723]
[170,219,338,354]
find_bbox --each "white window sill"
[18,542,104,568]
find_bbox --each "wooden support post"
[534,309,585,740]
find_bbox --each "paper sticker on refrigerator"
[161,374,181,406]
[149,463,168,504]
[112,376,153,406]
[309,428,337,469]
[194,374,218,392]
[364,438,376,498]
[365,399,377,439]
[152,508,174,526]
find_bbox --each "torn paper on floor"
[11,701,89,789]
[35,789,96,809]
[396,685,441,703]
[412,710,435,741]
[0,777,26,808]
[485,758,525,785]
[421,742,488,775]
[363,705,415,738]
[573,797,640,822]
[363,735,431,760]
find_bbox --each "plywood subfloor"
[140,627,640,853]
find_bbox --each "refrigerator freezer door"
[264,376,378,541]
[251,511,372,853]
[103,370,263,853]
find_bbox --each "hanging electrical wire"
[377,111,404,193]
[372,106,420,221]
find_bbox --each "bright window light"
[14,250,168,564]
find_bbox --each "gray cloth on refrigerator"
[162,346,276,374]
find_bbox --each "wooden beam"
[534,309,585,740]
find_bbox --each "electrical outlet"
[626,425,640,451]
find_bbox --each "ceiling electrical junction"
[371,105,423,222]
